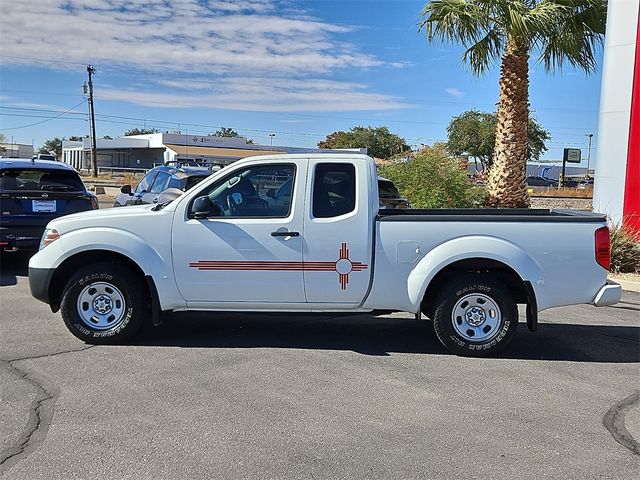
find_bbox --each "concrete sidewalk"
[609,275,640,293]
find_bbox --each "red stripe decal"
[190,243,368,290]
[624,13,640,233]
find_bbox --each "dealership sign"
[563,148,582,163]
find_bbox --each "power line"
[0,100,87,130]
[0,105,598,147]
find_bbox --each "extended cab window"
[196,164,295,217]
[312,163,356,218]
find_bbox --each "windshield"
[0,168,85,192]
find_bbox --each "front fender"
[33,227,183,311]
[407,235,544,312]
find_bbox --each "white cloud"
[445,88,464,98]
[97,81,408,113]
[0,0,408,112]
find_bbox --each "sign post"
[561,148,582,187]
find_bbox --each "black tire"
[60,262,148,344]
[431,274,518,357]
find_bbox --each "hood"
[47,203,161,233]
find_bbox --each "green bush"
[379,145,485,208]
[610,224,640,273]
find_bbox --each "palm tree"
[420,0,606,207]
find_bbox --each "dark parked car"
[578,178,594,189]
[0,158,98,251]
[113,165,212,207]
[526,176,558,187]
[378,177,410,209]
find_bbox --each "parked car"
[378,177,410,209]
[32,153,56,161]
[578,178,594,189]
[113,165,211,207]
[0,158,98,252]
[526,176,558,187]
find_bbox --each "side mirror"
[191,196,222,219]
[266,188,276,199]
[120,184,132,195]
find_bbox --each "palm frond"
[420,0,491,46]
[535,0,606,74]
[462,28,504,75]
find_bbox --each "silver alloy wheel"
[76,282,126,330]
[451,293,502,342]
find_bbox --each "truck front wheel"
[431,275,518,357]
[60,262,148,344]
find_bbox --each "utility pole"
[87,65,98,177]
[586,133,594,178]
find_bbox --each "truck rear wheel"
[431,275,518,357]
[60,262,148,344]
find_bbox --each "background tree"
[124,128,158,136]
[0,133,7,155]
[213,127,241,137]
[67,135,85,141]
[447,110,550,171]
[318,126,410,159]
[212,127,253,143]
[379,144,485,208]
[39,137,63,159]
[421,0,606,207]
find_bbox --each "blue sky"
[0,0,602,165]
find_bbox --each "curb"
[609,277,640,293]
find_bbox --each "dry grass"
[530,188,593,198]
[80,172,142,188]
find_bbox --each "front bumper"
[592,281,622,307]
[29,267,56,305]
[1,235,41,250]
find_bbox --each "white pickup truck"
[29,154,621,356]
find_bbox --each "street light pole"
[586,133,594,178]
[269,133,275,146]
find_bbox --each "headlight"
[40,228,60,250]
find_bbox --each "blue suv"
[0,159,98,252]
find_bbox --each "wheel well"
[48,250,148,312]
[421,258,528,317]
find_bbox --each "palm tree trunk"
[487,37,530,208]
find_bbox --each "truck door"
[171,161,307,305]
[302,160,373,304]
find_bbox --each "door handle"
[271,231,300,237]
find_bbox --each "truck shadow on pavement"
[136,312,640,363]
[0,252,30,287]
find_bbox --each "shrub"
[610,224,640,273]
[379,145,485,208]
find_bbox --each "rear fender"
[407,235,544,313]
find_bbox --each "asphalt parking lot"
[1,251,638,479]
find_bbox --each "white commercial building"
[593,0,640,232]
[62,133,364,172]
